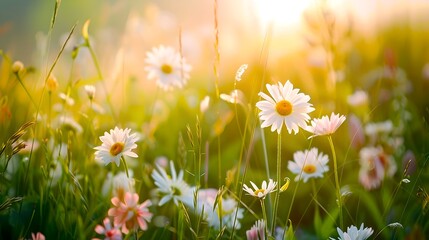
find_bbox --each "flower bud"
[84,85,96,100]
[46,74,59,92]
[11,61,24,74]
[82,19,90,42]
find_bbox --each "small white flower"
[144,45,192,91]
[59,93,75,106]
[11,61,24,73]
[84,85,96,100]
[243,179,277,199]
[306,113,346,138]
[200,96,210,113]
[364,120,393,136]
[256,81,314,134]
[151,161,193,206]
[53,116,83,134]
[288,148,329,183]
[94,127,139,167]
[401,178,410,184]
[330,223,373,240]
[220,89,247,106]
[347,90,368,107]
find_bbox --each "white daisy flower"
[94,127,139,167]
[192,188,244,230]
[53,116,83,134]
[144,45,192,91]
[330,223,374,240]
[151,161,193,206]
[306,113,346,138]
[256,81,314,134]
[243,179,277,199]
[288,148,329,183]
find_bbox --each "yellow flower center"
[276,100,293,116]
[254,189,265,196]
[303,164,317,174]
[161,64,173,74]
[110,142,124,156]
[171,186,182,196]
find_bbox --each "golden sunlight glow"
[252,0,314,27]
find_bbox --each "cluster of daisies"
[92,127,244,239]
[88,69,377,239]
[12,43,383,238]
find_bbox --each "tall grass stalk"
[21,23,76,197]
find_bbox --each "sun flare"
[252,0,314,27]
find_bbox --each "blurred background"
[2,0,429,99]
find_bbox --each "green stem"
[271,133,281,234]
[85,41,118,123]
[328,135,342,228]
[311,179,319,216]
[121,156,130,178]
[48,92,52,128]
[261,199,268,238]
[15,73,37,109]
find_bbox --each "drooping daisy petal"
[256,81,314,134]
[306,112,346,138]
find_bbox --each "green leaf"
[285,219,296,240]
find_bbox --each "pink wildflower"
[108,192,153,234]
[93,217,122,240]
[31,232,45,240]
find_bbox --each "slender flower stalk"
[260,200,269,238]
[82,20,118,123]
[14,72,37,109]
[311,179,320,233]
[120,156,130,178]
[328,135,343,228]
[306,113,346,228]
[271,133,281,234]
